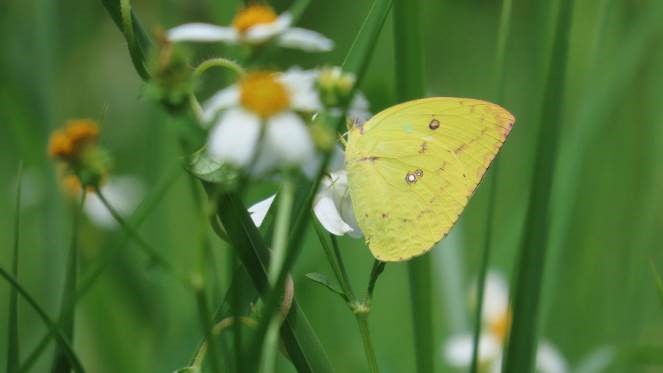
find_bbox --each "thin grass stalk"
[6,163,23,373]
[261,177,296,373]
[312,224,379,372]
[0,267,86,373]
[244,0,392,367]
[19,164,182,372]
[50,192,85,373]
[502,0,574,371]
[469,0,513,371]
[392,0,433,371]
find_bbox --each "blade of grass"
[19,164,182,372]
[213,192,335,373]
[393,0,433,371]
[6,162,23,373]
[502,0,574,371]
[50,192,86,373]
[243,0,392,369]
[470,0,513,371]
[0,266,86,373]
[99,0,151,80]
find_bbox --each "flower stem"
[94,187,189,288]
[355,314,379,373]
[261,176,296,373]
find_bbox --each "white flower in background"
[167,4,334,52]
[63,175,143,229]
[443,271,568,373]
[205,70,319,176]
[248,147,362,238]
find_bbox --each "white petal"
[279,68,322,112]
[202,85,240,123]
[536,342,568,373]
[244,13,292,43]
[208,108,261,168]
[263,112,314,167]
[313,194,355,235]
[248,195,276,227]
[443,334,501,368]
[167,23,238,42]
[85,177,143,229]
[348,92,372,123]
[475,271,510,325]
[277,28,334,52]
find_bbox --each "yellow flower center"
[232,4,278,33]
[48,119,99,159]
[490,309,512,343]
[239,72,290,118]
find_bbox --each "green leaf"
[187,148,241,188]
[503,0,574,371]
[306,273,347,300]
[0,266,86,373]
[6,163,22,373]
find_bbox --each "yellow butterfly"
[345,97,515,262]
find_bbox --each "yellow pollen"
[490,309,512,343]
[239,72,290,118]
[48,119,99,160]
[232,4,278,33]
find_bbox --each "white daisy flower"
[443,271,568,373]
[205,70,319,175]
[248,147,362,238]
[84,176,144,229]
[167,4,334,52]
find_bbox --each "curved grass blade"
[0,267,86,373]
[6,162,23,373]
[99,0,151,80]
[502,0,574,371]
[50,193,85,373]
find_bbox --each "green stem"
[355,315,379,373]
[94,187,189,287]
[261,176,296,373]
[330,234,356,300]
[470,0,513,371]
[119,0,150,80]
[503,0,574,371]
[193,277,221,373]
[193,58,245,79]
[50,192,86,373]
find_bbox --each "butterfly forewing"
[345,97,515,262]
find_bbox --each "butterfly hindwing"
[345,97,515,262]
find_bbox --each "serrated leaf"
[306,273,347,300]
[187,149,240,188]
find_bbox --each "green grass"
[1,0,663,372]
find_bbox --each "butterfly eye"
[428,118,440,130]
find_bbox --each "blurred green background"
[2,0,663,372]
